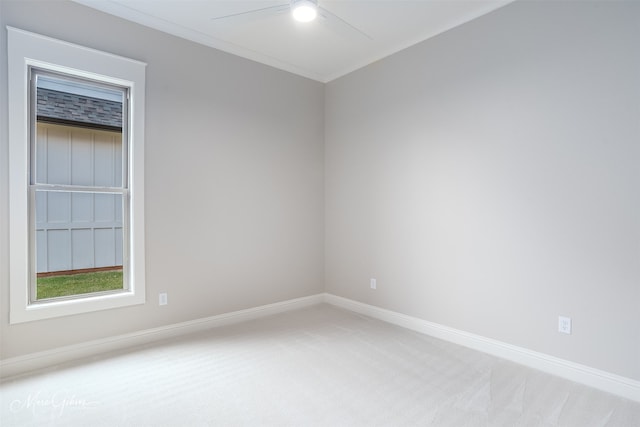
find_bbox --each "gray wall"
[2,0,638,383]
[325,1,640,380]
[0,0,325,358]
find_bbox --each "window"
[8,27,146,323]
[32,71,128,301]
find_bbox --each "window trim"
[8,27,146,324]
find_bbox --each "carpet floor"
[1,304,639,426]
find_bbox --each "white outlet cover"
[558,316,571,334]
[370,278,377,290]
[159,293,168,306]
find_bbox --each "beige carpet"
[1,304,639,426]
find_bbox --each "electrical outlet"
[558,316,571,334]
[159,293,168,306]
[370,278,377,290]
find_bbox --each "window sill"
[11,288,146,324]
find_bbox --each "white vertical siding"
[35,123,123,273]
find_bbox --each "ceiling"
[72,0,515,83]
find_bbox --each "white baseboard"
[0,294,324,380]
[3,292,638,403]
[323,293,640,403]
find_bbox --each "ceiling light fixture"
[291,0,318,23]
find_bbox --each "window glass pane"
[70,128,93,186]
[31,71,128,302]
[71,192,93,222]
[40,125,70,185]
[36,269,124,300]
[34,73,124,187]
[94,135,118,187]
[34,189,125,300]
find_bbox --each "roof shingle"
[37,88,122,129]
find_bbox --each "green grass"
[37,270,123,300]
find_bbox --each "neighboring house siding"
[36,122,123,273]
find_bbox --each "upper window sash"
[29,68,130,189]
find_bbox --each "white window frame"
[8,27,146,324]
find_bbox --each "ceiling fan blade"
[211,3,290,24]
[317,6,372,41]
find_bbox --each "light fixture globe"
[291,0,318,23]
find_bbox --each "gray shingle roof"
[37,88,122,129]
